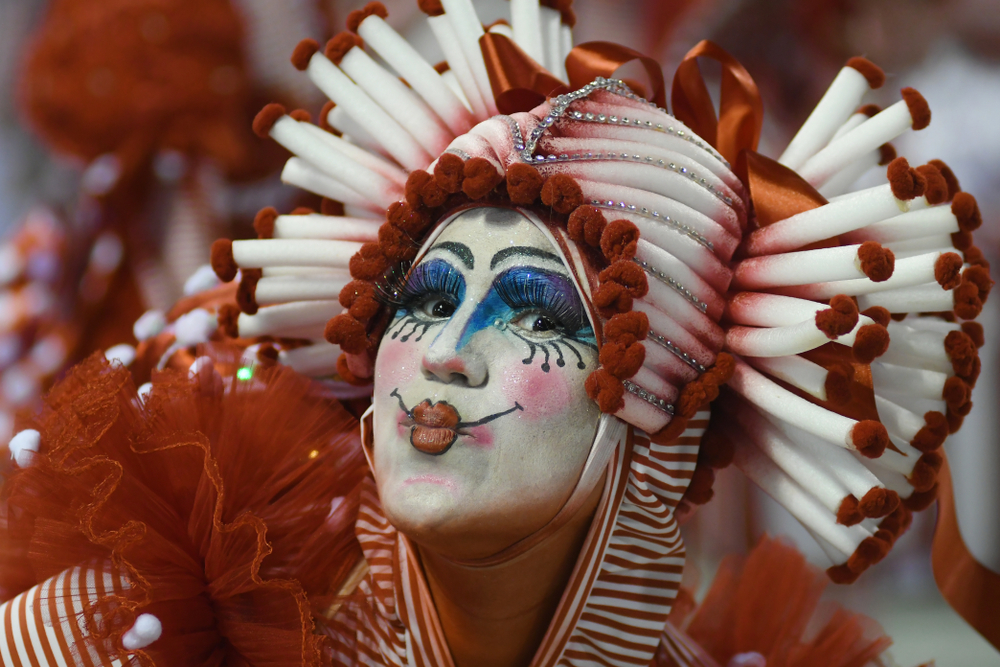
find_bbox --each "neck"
[418,475,606,667]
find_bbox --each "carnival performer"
[0,1,993,665]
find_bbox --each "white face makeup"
[371,207,601,560]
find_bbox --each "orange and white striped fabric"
[0,562,129,667]
[327,411,709,667]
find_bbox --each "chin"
[380,478,463,536]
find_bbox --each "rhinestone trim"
[590,199,713,251]
[623,379,675,415]
[511,77,734,207]
[645,331,707,374]
[568,112,728,167]
[445,148,472,161]
[633,258,708,314]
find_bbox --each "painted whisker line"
[390,387,522,427]
[457,403,523,428]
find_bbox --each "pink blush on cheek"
[375,340,421,387]
[501,364,572,422]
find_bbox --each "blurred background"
[0,0,996,664]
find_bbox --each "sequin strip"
[623,379,675,415]
[646,331,707,374]
[633,258,708,314]
[591,199,714,251]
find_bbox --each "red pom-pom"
[252,103,286,138]
[434,153,465,193]
[347,2,388,32]
[857,103,881,117]
[827,564,860,585]
[930,159,961,200]
[599,260,649,298]
[850,420,888,458]
[325,32,364,65]
[902,87,931,130]
[599,341,645,379]
[887,157,925,200]
[837,495,864,526]
[585,368,625,413]
[237,269,261,315]
[210,239,238,282]
[677,379,715,419]
[505,163,544,205]
[711,353,736,384]
[349,242,390,281]
[860,306,890,327]
[462,157,503,199]
[540,174,583,214]
[847,536,890,574]
[853,324,889,363]
[911,411,949,453]
[387,202,433,237]
[604,311,649,344]
[878,143,897,166]
[963,265,993,303]
[953,281,983,320]
[847,57,885,88]
[857,242,894,282]
[593,282,632,317]
[951,192,982,232]
[934,253,963,290]
[600,219,640,262]
[567,206,606,247]
[291,39,320,71]
[253,207,278,239]
[336,353,371,386]
[339,280,380,323]
[815,294,859,338]
[289,108,312,123]
[699,428,735,469]
[324,314,368,353]
[942,376,971,410]
[859,487,899,518]
[961,321,985,348]
[417,0,445,16]
[318,101,339,135]
[908,452,942,493]
[915,164,947,205]
[945,330,978,377]
[902,484,938,512]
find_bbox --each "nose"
[421,314,488,387]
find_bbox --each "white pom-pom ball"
[133,310,167,342]
[105,344,136,368]
[9,429,40,468]
[121,613,162,651]
[137,383,153,402]
[174,309,217,347]
[183,265,221,296]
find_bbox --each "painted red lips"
[390,388,523,456]
[411,400,461,454]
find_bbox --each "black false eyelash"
[374,261,413,309]
[375,259,465,311]
[493,271,589,336]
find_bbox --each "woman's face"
[371,207,601,560]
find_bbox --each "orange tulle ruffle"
[660,537,893,667]
[0,348,368,666]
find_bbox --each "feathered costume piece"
[0,0,993,665]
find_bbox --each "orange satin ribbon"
[480,35,666,115]
[565,41,666,109]
[933,455,1000,650]
[480,33,568,116]
[671,40,763,167]
[740,150,828,226]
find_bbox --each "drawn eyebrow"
[429,241,474,269]
[490,246,563,271]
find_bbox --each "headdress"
[208,0,991,590]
